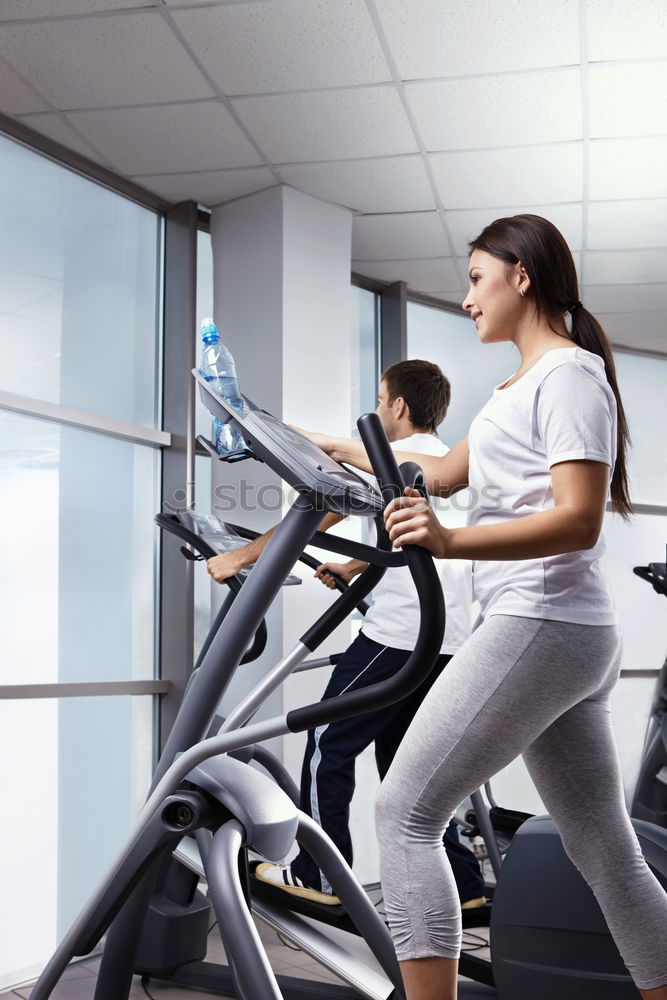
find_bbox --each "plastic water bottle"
[198,318,247,456]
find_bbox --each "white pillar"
[210,186,354,773]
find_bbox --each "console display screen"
[254,412,381,497]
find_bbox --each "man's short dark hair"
[382,360,451,433]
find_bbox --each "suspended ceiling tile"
[582,283,667,314]
[589,138,667,201]
[406,68,582,151]
[585,249,667,284]
[171,0,390,95]
[132,167,276,207]
[589,63,667,139]
[446,203,583,257]
[15,111,109,165]
[352,212,448,260]
[588,200,667,250]
[163,0,282,4]
[279,156,436,214]
[352,256,461,291]
[429,143,583,209]
[0,11,214,110]
[422,290,466,305]
[375,0,579,79]
[67,102,264,174]
[232,87,418,162]
[587,0,667,61]
[0,58,48,114]
[0,0,156,16]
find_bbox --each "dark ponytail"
[569,306,632,520]
[469,214,632,520]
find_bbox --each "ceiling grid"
[0,0,663,353]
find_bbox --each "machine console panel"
[180,511,301,585]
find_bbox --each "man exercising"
[207,360,485,908]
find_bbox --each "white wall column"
[210,186,354,773]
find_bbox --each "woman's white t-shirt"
[467,347,619,626]
[361,433,472,654]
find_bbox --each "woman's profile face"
[462,249,523,344]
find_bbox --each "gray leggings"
[375,615,667,991]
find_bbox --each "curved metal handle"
[286,412,446,733]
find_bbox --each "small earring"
[520,288,525,297]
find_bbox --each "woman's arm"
[299,429,470,498]
[385,460,610,561]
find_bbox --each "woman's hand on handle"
[384,487,450,559]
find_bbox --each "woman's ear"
[516,261,531,297]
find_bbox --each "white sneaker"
[254,863,341,905]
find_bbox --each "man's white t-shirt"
[467,347,618,626]
[360,432,472,655]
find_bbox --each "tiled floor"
[1,913,491,998]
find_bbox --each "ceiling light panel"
[429,143,583,209]
[589,63,667,139]
[0,12,215,110]
[446,203,583,257]
[352,256,461,291]
[588,200,667,250]
[66,102,265,174]
[406,69,582,150]
[171,0,390,95]
[585,249,667,284]
[586,0,667,61]
[589,138,667,201]
[131,167,276,207]
[375,0,580,78]
[279,157,436,214]
[352,212,449,260]
[232,87,418,162]
[0,0,155,16]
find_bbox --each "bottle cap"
[201,317,219,343]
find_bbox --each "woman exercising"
[301,214,667,999]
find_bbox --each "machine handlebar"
[286,412,446,733]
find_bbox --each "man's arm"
[314,558,369,590]
[207,511,345,583]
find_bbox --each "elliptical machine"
[29,375,667,1000]
[30,382,448,1000]
[631,551,667,828]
